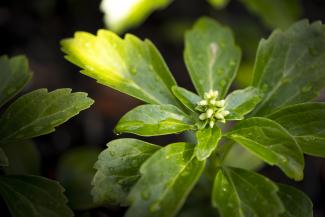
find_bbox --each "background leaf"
[1,141,40,175]
[277,184,313,217]
[226,117,304,180]
[252,20,325,116]
[61,30,180,106]
[101,0,173,33]
[92,138,160,206]
[57,146,100,210]
[115,104,194,136]
[212,167,284,217]
[126,142,205,217]
[268,102,325,157]
[195,127,221,161]
[0,148,8,167]
[184,17,241,98]
[0,175,73,217]
[207,0,230,9]
[172,86,201,112]
[0,55,32,107]
[239,0,302,29]
[224,86,262,120]
[0,88,93,144]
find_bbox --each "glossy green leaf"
[224,143,264,171]
[252,20,325,116]
[57,147,100,210]
[195,127,221,161]
[212,167,284,217]
[226,117,304,180]
[61,30,180,106]
[240,0,301,29]
[2,141,40,175]
[184,17,241,98]
[0,175,73,217]
[277,184,313,217]
[0,88,94,144]
[125,142,205,217]
[224,86,262,120]
[0,148,8,167]
[101,0,173,33]
[207,0,230,9]
[115,104,194,136]
[172,86,201,112]
[0,55,32,108]
[268,102,325,157]
[92,138,160,206]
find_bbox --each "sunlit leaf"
[172,86,201,112]
[277,184,313,217]
[57,147,100,210]
[226,117,304,180]
[184,17,241,98]
[207,0,230,9]
[212,167,284,217]
[0,175,73,217]
[239,0,302,29]
[0,88,94,144]
[268,102,325,157]
[195,127,221,161]
[0,55,32,107]
[61,30,180,106]
[92,138,160,206]
[115,104,195,136]
[252,20,325,115]
[125,142,205,217]
[224,86,262,120]
[101,0,173,33]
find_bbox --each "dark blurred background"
[0,0,325,216]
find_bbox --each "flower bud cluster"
[195,90,230,128]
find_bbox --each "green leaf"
[57,147,100,210]
[2,141,40,175]
[61,30,180,106]
[0,55,32,107]
[0,175,73,217]
[172,86,201,112]
[101,0,173,33]
[224,143,264,171]
[277,184,313,217]
[0,148,8,167]
[0,88,94,144]
[226,117,304,180]
[252,20,325,116]
[92,138,160,206]
[195,127,221,161]
[268,102,325,157]
[224,86,262,120]
[239,0,301,29]
[212,167,284,217]
[207,0,230,9]
[184,17,241,98]
[125,142,205,217]
[115,104,194,136]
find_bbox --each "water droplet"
[282,158,288,163]
[302,85,312,93]
[220,80,227,87]
[85,42,90,47]
[149,201,161,212]
[229,60,236,67]
[141,190,150,200]
[130,67,137,75]
[222,187,227,192]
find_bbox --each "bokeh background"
[0,0,325,216]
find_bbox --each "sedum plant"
[0,55,94,217]
[61,17,325,217]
